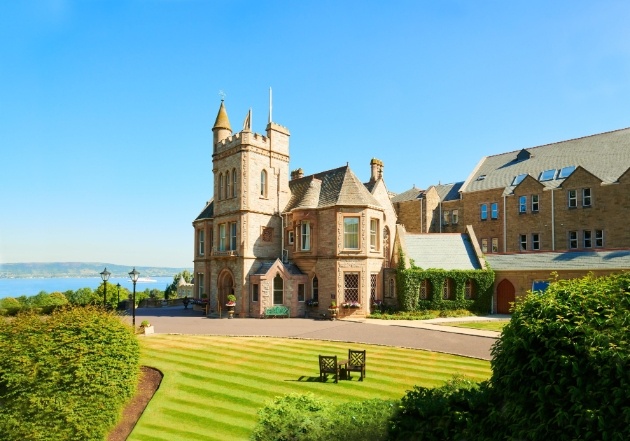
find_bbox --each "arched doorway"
[217,270,235,309]
[496,279,515,314]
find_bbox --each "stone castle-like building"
[192,101,396,318]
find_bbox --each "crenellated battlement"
[215,130,270,154]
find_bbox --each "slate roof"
[285,166,382,211]
[485,249,630,271]
[195,200,214,220]
[402,233,482,270]
[463,127,630,194]
[390,186,424,203]
[253,261,305,275]
[432,182,464,202]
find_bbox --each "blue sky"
[1,1,629,268]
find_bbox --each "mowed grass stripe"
[128,335,491,441]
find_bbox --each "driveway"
[131,306,501,360]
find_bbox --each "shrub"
[0,306,140,441]
[489,272,630,440]
[388,375,487,441]
[251,393,395,441]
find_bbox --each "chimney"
[370,158,384,182]
[291,168,304,180]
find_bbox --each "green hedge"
[396,250,494,313]
[251,393,396,441]
[0,306,140,441]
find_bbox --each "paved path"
[130,307,508,360]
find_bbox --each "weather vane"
[219,90,226,101]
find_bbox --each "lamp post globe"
[100,268,111,308]
[128,268,140,327]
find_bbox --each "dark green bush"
[251,393,395,441]
[489,272,630,441]
[0,306,140,441]
[388,375,488,441]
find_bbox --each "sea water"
[0,277,173,299]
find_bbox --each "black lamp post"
[100,268,111,308]
[128,267,140,327]
[116,283,121,306]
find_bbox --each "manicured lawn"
[445,320,509,332]
[129,335,491,441]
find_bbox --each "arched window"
[218,173,224,200]
[261,170,267,197]
[273,274,283,305]
[442,278,452,300]
[465,279,475,299]
[225,170,230,199]
[419,279,430,300]
[232,168,237,198]
[312,276,319,302]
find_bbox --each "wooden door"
[496,279,515,314]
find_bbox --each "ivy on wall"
[396,250,495,313]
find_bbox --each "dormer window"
[558,165,576,179]
[512,174,527,186]
[539,169,556,182]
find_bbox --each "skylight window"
[512,174,527,186]
[558,165,576,179]
[539,169,556,182]
[476,175,486,181]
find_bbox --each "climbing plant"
[396,249,494,314]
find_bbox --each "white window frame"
[569,231,578,249]
[301,221,310,251]
[519,234,527,251]
[491,202,498,219]
[519,196,527,213]
[532,194,539,212]
[219,224,227,251]
[568,190,577,208]
[491,238,499,253]
[583,230,592,248]
[288,230,294,245]
[443,210,450,225]
[481,239,488,253]
[480,204,488,220]
[582,188,592,207]
[343,217,360,250]
[198,230,205,256]
[532,233,540,250]
[370,218,379,251]
[452,209,459,224]
[229,222,237,251]
[595,230,604,247]
[260,170,267,197]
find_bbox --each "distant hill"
[0,262,192,279]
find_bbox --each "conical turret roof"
[213,100,231,131]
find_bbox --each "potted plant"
[140,320,154,335]
[226,294,236,319]
[328,301,339,320]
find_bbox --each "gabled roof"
[390,186,425,203]
[485,249,630,271]
[432,182,464,202]
[402,233,482,270]
[253,261,305,275]
[285,165,382,211]
[195,200,214,220]
[463,127,630,194]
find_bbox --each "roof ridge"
[484,126,630,159]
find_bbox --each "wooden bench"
[262,305,290,318]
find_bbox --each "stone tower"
[208,100,291,315]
